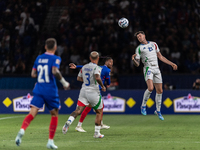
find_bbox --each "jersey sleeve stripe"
[138,47,141,55]
[33,68,36,70]
[154,43,157,50]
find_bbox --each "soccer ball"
[118,18,129,28]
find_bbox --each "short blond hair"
[90,51,99,60]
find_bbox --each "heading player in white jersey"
[132,31,178,120]
[62,51,106,138]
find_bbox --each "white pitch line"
[0,115,25,120]
[78,141,200,144]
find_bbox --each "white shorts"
[143,66,162,83]
[78,88,103,110]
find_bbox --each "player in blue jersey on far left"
[69,57,113,132]
[15,38,70,150]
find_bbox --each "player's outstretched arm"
[69,63,83,69]
[95,74,106,92]
[132,54,140,67]
[31,69,37,78]
[69,63,77,69]
[157,52,178,70]
[52,66,70,89]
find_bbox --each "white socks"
[155,93,162,112]
[77,122,82,127]
[67,116,75,125]
[141,89,152,107]
[101,120,103,125]
[19,128,25,135]
[95,125,101,135]
[142,88,162,112]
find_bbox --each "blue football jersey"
[100,65,111,89]
[77,65,111,90]
[32,52,61,96]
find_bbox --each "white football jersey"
[78,62,102,91]
[135,41,160,67]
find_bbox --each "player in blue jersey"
[15,38,70,150]
[69,57,113,132]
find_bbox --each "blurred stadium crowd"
[0,0,47,74]
[0,0,200,76]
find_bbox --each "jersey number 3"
[37,65,50,83]
[85,73,90,86]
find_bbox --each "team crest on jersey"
[56,59,60,65]
[147,70,151,75]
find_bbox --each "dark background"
[0,0,200,89]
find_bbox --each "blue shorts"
[30,93,60,111]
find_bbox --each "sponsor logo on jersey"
[102,93,125,112]
[13,93,45,112]
[174,93,200,112]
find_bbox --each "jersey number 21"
[37,65,50,83]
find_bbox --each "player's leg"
[88,93,104,138]
[62,102,86,134]
[45,95,61,150]
[94,108,104,138]
[141,79,154,115]
[15,107,38,146]
[76,106,92,132]
[15,94,42,146]
[100,103,110,129]
[63,89,88,134]
[154,82,164,120]
[46,108,59,150]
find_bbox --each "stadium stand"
[0,0,200,89]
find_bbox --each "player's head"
[104,57,113,69]
[45,38,57,52]
[90,51,99,64]
[134,31,146,43]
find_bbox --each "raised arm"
[52,66,70,89]
[132,54,140,67]
[157,52,178,70]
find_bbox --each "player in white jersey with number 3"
[62,51,106,138]
[132,31,178,120]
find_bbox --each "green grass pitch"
[0,114,200,150]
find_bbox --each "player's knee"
[156,88,163,94]
[148,87,154,92]
[95,109,101,114]
[158,89,163,94]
